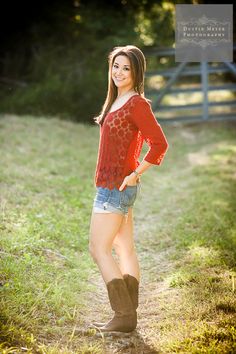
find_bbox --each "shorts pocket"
[121,185,138,207]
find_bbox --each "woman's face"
[111,55,134,91]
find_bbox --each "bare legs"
[89,208,140,283]
[113,208,140,281]
[89,211,124,284]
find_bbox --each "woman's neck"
[117,88,136,99]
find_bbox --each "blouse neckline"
[108,94,139,114]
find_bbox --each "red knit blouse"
[94,94,169,190]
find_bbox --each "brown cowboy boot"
[91,278,136,333]
[91,274,139,329]
[123,274,139,308]
[123,273,139,325]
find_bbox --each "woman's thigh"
[89,211,124,254]
[112,207,135,255]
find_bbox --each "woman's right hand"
[119,173,139,191]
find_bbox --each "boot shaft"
[106,278,135,316]
[123,274,139,310]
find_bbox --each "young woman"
[89,45,169,333]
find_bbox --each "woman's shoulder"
[132,94,152,107]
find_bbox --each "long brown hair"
[93,45,148,126]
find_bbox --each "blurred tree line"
[0,0,200,122]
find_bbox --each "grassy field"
[0,114,236,353]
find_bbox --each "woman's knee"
[89,241,111,262]
[89,241,96,261]
[89,240,99,262]
[89,212,123,262]
[113,241,135,258]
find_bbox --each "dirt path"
[73,121,236,353]
[75,221,176,353]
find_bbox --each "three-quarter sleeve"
[129,98,169,165]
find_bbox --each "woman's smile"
[112,55,133,92]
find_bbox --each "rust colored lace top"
[94,94,169,190]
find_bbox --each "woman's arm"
[119,98,169,191]
[119,160,152,191]
[133,159,153,176]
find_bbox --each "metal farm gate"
[143,45,236,124]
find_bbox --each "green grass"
[0,114,236,353]
[0,114,100,353]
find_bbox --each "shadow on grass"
[76,327,161,354]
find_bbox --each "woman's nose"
[116,67,123,75]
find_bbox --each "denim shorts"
[93,181,141,222]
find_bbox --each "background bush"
[0,0,181,122]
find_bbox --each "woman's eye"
[113,64,129,71]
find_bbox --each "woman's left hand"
[119,173,139,191]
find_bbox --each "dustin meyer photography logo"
[177,14,231,49]
[175,4,233,62]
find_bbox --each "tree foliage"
[0,0,183,122]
